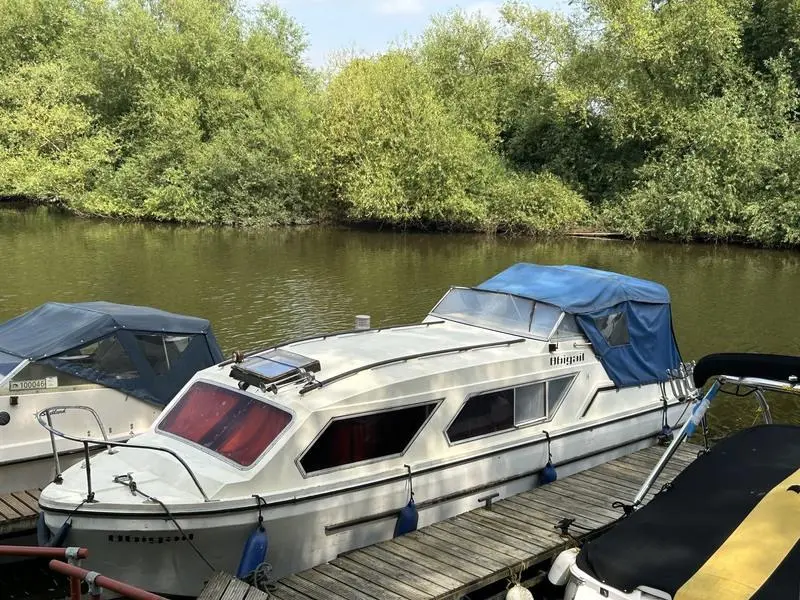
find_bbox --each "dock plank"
[269,583,318,600]
[315,563,406,600]
[392,534,492,579]
[415,527,512,572]
[0,493,35,517]
[362,544,465,589]
[345,549,444,598]
[378,538,475,583]
[197,572,231,600]
[11,491,39,513]
[281,574,350,600]
[432,520,529,561]
[297,569,376,600]
[334,556,423,600]
[219,578,253,600]
[0,498,20,521]
[203,443,702,600]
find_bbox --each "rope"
[242,561,277,594]
[112,475,216,572]
[543,431,552,463]
[241,495,276,594]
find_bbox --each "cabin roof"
[477,263,670,314]
[207,320,533,408]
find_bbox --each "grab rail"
[299,337,527,395]
[36,406,211,502]
[218,320,446,367]
[631,372,789,508]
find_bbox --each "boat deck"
[0,489,41,537]
[199,443,701,600]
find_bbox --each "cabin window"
[7,361,86,390]
[447,389,515,442]
[547,375,575,413]
[448,375,577,442]
[300,402,438,474]
[158,381,292,467]
[0,351,18,377]
[594,312,629,347]
[134,333,194,376]
[432,288,534,334]
[529,303,561,339]
[55,335,138,379]
[514,382,546,425]
[552,314,582,340]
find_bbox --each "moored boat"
[548,353,800,600]
[38,264,696,596]
[0,301,223,496]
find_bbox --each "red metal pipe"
[49,560,168,600]
[69,574,82,600]
[0,545,89,559]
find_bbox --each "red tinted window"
[158,381,291,466]
[300,403,438,474]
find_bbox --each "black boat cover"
[693,352,800,388]
[576,425,800,599]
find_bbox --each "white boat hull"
[45,403,687,596]
[0,386,160,494]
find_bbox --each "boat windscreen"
[0,351,20,377]
[432,288,561,339]
[157,381,292,467]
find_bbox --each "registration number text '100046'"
[9,377,58,391]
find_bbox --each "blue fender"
[236,525,269,578]
[538,461,558,485]
[393,498,419,537]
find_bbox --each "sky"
[258,0,565,66]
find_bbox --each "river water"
[2,204,799,433]
[1,204,799,596]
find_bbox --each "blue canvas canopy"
[479,264,682,388]
[0,302,224,405]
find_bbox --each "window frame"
[430,286,579,342]
[445,374,577,445]
[154,379,296,471]
[295,399,442,478]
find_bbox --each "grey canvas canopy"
[0,302,224,406]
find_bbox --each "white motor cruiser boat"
[0,302,223,496]
[38,264,696,596]
[547,353,800,600]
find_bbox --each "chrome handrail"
[36,407,211,503]
[632,372,790,508]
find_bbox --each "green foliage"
[5,0,800,245]
[319,52,588,233]
[0,0,319,225]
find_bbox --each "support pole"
[632,380,721,508]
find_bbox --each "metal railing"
[36,406,211,502]
[631,371,791,508]
[0,545,166,600]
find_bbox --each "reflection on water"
[2,205,799,433]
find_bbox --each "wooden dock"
[0,489,41,537]
[200,443,700,600]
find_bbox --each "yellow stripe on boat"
[675,467,800,600]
